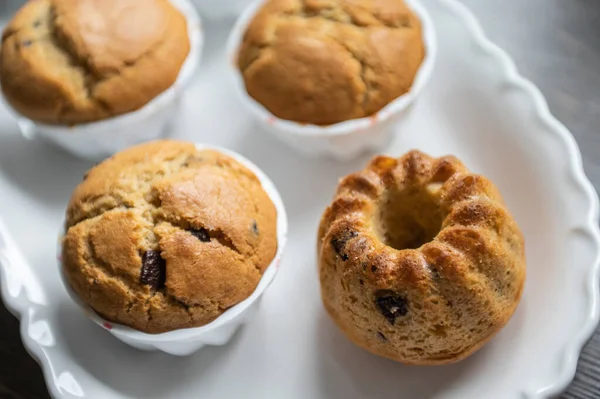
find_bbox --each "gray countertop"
[0,0,599,398]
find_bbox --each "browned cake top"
[62,140,278,333]
[238,0,425,125]
[318,150,526,364]
[1,0,190,125]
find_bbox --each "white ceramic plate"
[0,0,598,398]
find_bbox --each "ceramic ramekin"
[11,0,203,161]
[57,143,288,356]
[191,0,253,19]
[226,0,436,160]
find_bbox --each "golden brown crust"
[318,150,526,364]
[62,140,278,334]
[1,0,190,125]
[237,0,425,125]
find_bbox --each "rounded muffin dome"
[318,150,526,365]
[237,0,425,125]
[62,140,278,334]
[0,0,190,125]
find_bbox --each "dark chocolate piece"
[190,228,210,242]
[375,291,408,325]
[140,250,166,290]
[331,230,358,261]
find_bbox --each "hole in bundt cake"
[374,187,444,250]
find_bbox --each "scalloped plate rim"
[437,0,600,397]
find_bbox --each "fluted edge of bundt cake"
[318,150,526,365]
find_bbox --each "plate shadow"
[0,130,91,211]
[55,301,246,399]
[233,122,374,223]
[314,310,491,399]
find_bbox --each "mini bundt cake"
[318,150,525,365]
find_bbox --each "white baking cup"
[12,0,203,161]
[57,143,288,356]
[227,0,437,160]
[191,0,253,19]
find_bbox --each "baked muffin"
[62,140,278,334]
[318,150,526,364]
[1,0,190,125]
[237,0,425,125]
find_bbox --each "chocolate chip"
[140,250,166,290]
[190,228,210,242]
[430,267,440,279]
[377,331,387,341]
[375,291,408,325]
[359,279,364,285]
[21,40,32,47]
[331,230,358,261]
[371,265,378,273]
[251,220,259,235]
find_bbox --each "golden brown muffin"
[318,150,526,364]
[1,0,190,125]
[62,140,278,334]
[237,0,425,126]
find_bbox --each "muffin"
[61,140,278,334]
[1,0,190,125]
[318,150,526,364]
[237,0,425,126]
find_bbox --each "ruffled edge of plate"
[437,0,600,397]
[0,219,72,398]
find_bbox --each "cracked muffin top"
[61,140,278,334]
[237,0,425,126]
[0,0,190,125]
